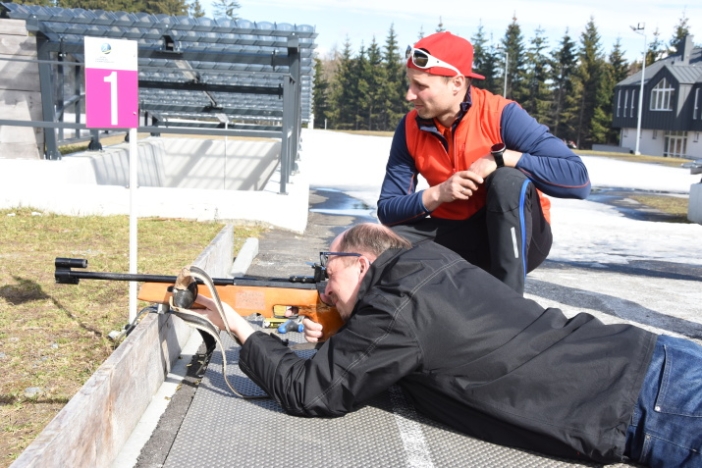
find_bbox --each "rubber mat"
[163,324,637,468]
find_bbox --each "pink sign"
[85,69,138,128]
[84,37,139,129]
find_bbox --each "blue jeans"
[625,335,702,467]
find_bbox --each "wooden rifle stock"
[55,257,344,341]
[138,281,344,341]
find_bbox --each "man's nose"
[405,87,416,101]
[321,281,333,302]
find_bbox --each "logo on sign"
[101,43,112,54]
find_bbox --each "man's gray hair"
[337,223,411,257]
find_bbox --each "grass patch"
[629,195,691,223]
[575,150,691,169]
[0,208,267,466]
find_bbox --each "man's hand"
[422,170,483,211]
[302,317,324,343]
[469,156,498,179]
[196,294,254,344]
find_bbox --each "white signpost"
[84,36,140,322]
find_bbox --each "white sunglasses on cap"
[407,47,461,76]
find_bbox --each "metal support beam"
[36,33,61,160]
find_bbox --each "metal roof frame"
[0,3,316,192]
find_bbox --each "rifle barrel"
[54,257,320,289]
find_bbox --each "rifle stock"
[55,257,344,341]
[138,281,344,341]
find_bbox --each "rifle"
[54,257,344,342]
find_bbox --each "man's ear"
[451,75,467,95]
[358,256,372,276]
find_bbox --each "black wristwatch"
[491,142,506,168]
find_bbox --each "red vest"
[405,87,551,222]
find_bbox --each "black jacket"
[240,241,656,463]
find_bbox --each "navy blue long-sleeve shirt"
[377,102,591,225]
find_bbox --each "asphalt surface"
[132,186,701,467]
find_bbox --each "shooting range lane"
[130,190,637,468]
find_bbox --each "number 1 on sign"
[104,71,118,126]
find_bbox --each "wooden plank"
[0,88,43,159]
[0,19,29,37]
[0,35,36,56]
[9,225,235,468]
[0,90,42,120]
[0,58,39,91]
[0,142,41,159]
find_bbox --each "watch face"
[491,142,506,153]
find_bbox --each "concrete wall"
[620,127,702,158]
[9,224,234,468]
[689,183,702,224]
[592,144,632,154]
[0,18,43,159]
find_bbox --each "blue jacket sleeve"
[504,104,591,199]
[376,116,430,225]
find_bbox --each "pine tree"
[470,23,498,93]
[566,17,607,148]
[189,0,205,17]
[669,9,691,54]
[522,27,552,127]
[501,14,527,102]
[328,39,358,130]
[379,24,408,131]
[593,39,629,144]
[58,0,147,13]
[647,27,666,63]
[143,0,189,15]
[549,29,577,140]
[365,37,386,130]
[312,57,330,129]
[354,44,371,130]
[212,0,239,19]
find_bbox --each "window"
[630,90,636,117]
[650,78,675,111]
[694,88,700,120]
[664,131,687,157]
[623,90,628,117]
[616,90,621,117]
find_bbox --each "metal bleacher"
[0,3,315,189]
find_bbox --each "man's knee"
[485,168,532,212]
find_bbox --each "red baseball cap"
[407,31,485,80]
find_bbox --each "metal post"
[35,33,60,160]
[128,127,138,323]
[287,36,301,173]
[503,51,509,97]
[631,23,646,155]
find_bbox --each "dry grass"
[0,208,267,467]
[574,149,691,169]
[629,195,692,223]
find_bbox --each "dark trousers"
[390,168,552,294]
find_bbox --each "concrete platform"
[117,187,702,468]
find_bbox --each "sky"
[204,1,701,64]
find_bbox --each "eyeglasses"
[319,251,362,278]
[408,48,461,76]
